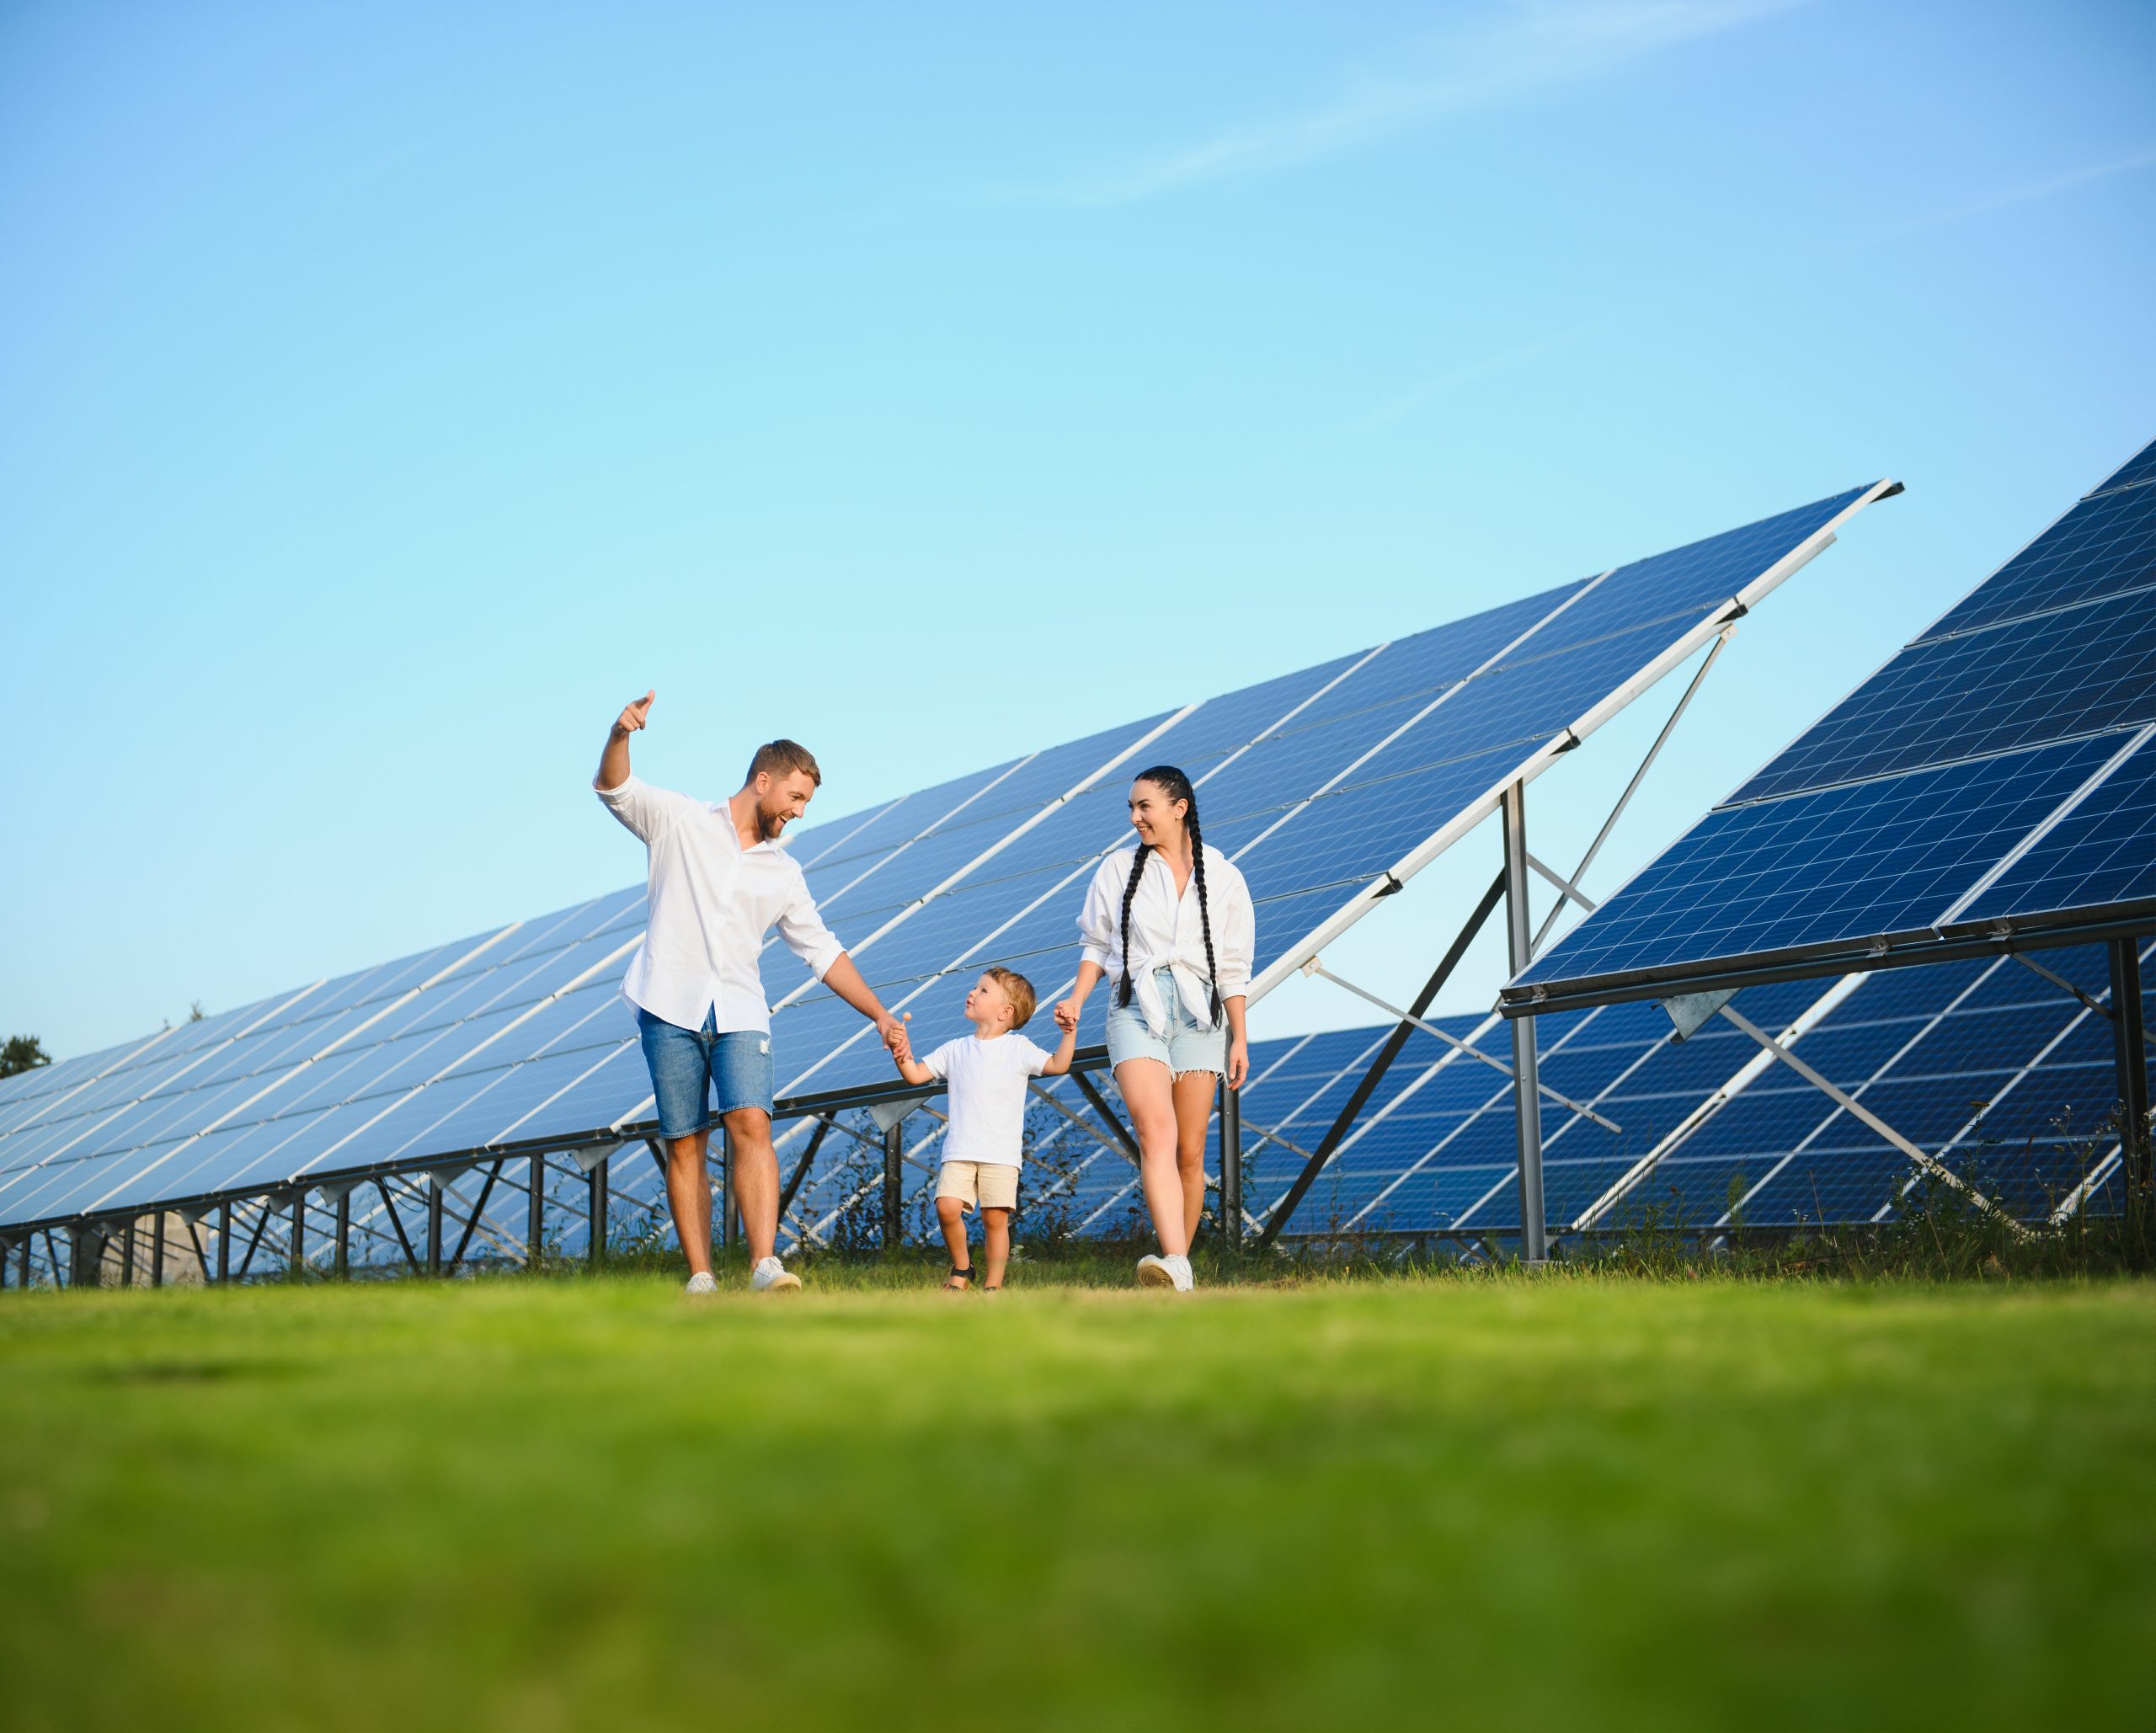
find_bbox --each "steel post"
[883,1120,904,1249]
[719,1129,734,1259]
[289,1193,306,1282]
[334,1189,350,1280]
[1219,1080,1243,1255]
[2110,939,2152,1198]
[218,1201,232,1283]
[589,1156,609,1268]
[120,1220,136,1288]
[528,1154,547,1268]
[151,1213,165,1288]
[426,1179,444,1277]
[1502,781,1549,1262]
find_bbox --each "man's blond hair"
[746,739,822,787]
[984,967,1036,1028]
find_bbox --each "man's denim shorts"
[1105,967,1228,1080]
[636,1008,775,1138]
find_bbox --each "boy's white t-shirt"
[921,1032,1053,1169]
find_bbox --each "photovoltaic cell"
[1952,731,2156,928]
[2088,435,2156,501]
[1921,468,2156,640]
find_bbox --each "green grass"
[3,1270,2150,1730]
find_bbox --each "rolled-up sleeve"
[1214,859,1256,1000]
[1078,855,1123,973]
[776,864,846,981]
[595,774,695,845]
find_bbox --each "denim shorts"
[1105,967,1229,1079]
[636,1007,775,1138]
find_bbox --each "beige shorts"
[937,1161,1018,1213]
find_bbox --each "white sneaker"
[750,1256,802,1293]
[1136,1254,1175,1288]
[684,1271,718,1296]
[1165,1254,1194,1293]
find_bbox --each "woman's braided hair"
[1114,765,1220,1020]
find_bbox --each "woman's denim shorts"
[636,1007,775,1138]
[1105,967,1228,1079]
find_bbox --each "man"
[595,690,904,1293]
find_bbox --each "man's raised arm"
[596,690,655,792]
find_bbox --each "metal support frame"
[1502,782,1549,1262]
[288,1193,306,1282]
[1257,871,1508,1250]
[719,1128,735,1258]
[589,1155,609,1267]
[882,1119,904,1248]
[2110,938,2151,1198]
[150,1213,165,1288]
[1070,1071,1141,1161]
[1219,1080,1243,1254]
[425,1178,445,1277]
[120,1219,135,1287]
[375,1178,421,1273]
[778,1117,832,1218]
[449,1163,504,1271]
[1716,1003,2032,1240]
[528,1153,547,1267]
[334,1189,350,1279]
[235,1198,275,1279]
[218,1200,232,1283]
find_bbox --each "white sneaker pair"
[1135,1253,1193,1293]
[683,1258,802,1295]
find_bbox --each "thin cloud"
[1026,0,1808,207]
[1885,145,2156,236]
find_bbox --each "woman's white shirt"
[1078,844,1255,1037]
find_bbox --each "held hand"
[614,690,656,737]
[878,1011,909,1055]
[1052,997,1081,1034]
[1226,1037,1249,1092]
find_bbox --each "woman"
[1054,765,1254,1291]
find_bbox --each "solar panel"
[1508,439,2156,1012]
[0,481,1896,1249]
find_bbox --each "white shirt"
[595,774,845,1034]
[1078,844,1256,1038]
[921,1032,1052,1169]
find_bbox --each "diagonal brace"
[1301,960,1621,1133]
[1716,1005,2032,1240]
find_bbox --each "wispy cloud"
[1022,0,1806,207]
[1883,145,2156,236]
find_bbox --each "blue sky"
[3,0,2153,1061]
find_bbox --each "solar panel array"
[0,481,1894,1249]
[1509,438,2156,1010]
[1001,937,2144,1246]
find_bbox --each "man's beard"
[755,803,789,841]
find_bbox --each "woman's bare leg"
[1116,1058,1187,1256]
[1172,1070,1217,1241]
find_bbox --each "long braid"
[1114,842,1152,1009]
[1121,765,1219,1021]
[1187,806,1222,1022]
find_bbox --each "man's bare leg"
[723,1106,781,1265]
[664,1128,713,1277]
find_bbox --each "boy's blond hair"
[983,967,1036,1028]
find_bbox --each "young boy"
[889,967,1076,1291]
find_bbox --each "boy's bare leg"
[722,1106,780,1264]
[664,1129,713,1277]
[1172,1070,1215,1241]
[982,1208,1011,1288]
[936,1196,972,1287]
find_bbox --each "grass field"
[2,1266,2150,1730]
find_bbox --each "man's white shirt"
[1078,844,1255,1038]
[595,774,843,1034]
[920,1032,1053,1169]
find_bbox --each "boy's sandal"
[944,1266,974,1288]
